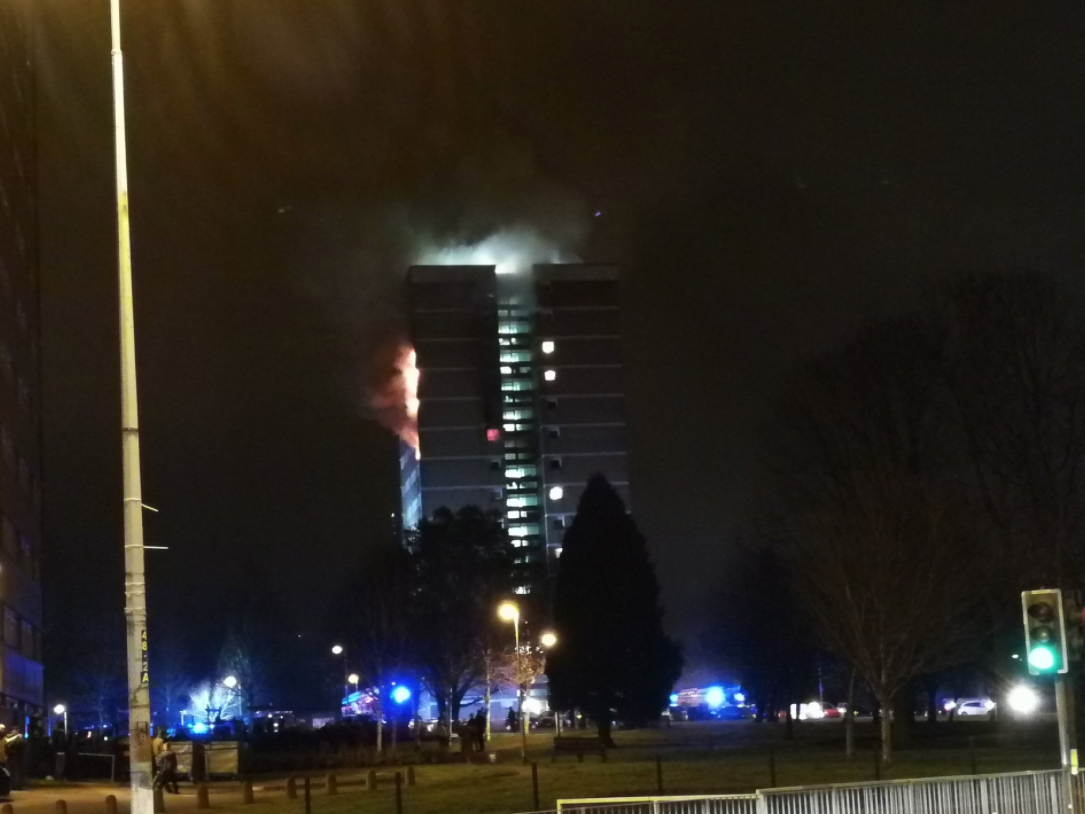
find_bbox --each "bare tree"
[343,543,412,753]
[771,317,979,763]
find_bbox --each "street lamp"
[331,644,344,656]
[222,675,238,690]
[347,674,360,688]
[540,631,558,649]
[497,601,527,762]
[53,704,68,736]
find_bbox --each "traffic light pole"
[1057,674,1074,768]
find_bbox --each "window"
[500,366,513,375]
[549,458,563,471]
[547,427,561,439]
[514,586,531,595]
[544,370,557,382]
[19,621,32,658]
[498,321,530,335]
[553,518,566,531]
[500,351,531,363]
[492,488,504,501]
[486,428,501,443]
[503,409,534,421]
[509,524,540,537]
[505,466,538,479]
[554,547,563,557]
[507,511,524,520]
[3,607,17,649]
[548,486,564,501]
[541,341,555,354]
[489,460,501,471]
[507,496,539,508]
[501,380,533,392]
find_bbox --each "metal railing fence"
[558,768,1078,814]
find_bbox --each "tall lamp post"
[498,602,527,762]
[109,0,153,811]
[53,704,68,737]
[539,632,558,734]
[331,645,350,700]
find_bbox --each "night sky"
[35,0,1085,686]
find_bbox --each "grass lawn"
[223,720,1062,814]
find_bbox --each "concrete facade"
[0,0,44,720]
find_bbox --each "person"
[152,732,165,779]
[154,739,180,794]
[506,708,517,732]
[474,712,487,752]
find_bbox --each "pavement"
[5,782,261,814]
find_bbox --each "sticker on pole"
[140,629,149,684]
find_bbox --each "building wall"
[534,266,629,559]
[403,264,630,601]
[0,0,44,716]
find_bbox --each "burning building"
[398,264,629,597]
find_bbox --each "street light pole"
[109,1,153,812]
[514,615,527,763]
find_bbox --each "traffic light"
[1021,588,1069,675]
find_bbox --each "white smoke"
[415,226,578,275]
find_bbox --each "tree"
[341,542,412,752]
[406,506,511,725]
[769,317,980,763]
[72,612,127,730]
[546,476,682,745]
[150,630,191,729]
[703,538,814,729]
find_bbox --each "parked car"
[822,704,843,719]
[953,698,996,717]
[667,706,689,722]
[715,705,751,721]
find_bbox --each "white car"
[953,698,996,717]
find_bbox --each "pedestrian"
[506,707,517,732]
[152,731,165,779]
[154,739,180,794]
[475,711,487,752]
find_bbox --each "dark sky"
[35,0,1085,685]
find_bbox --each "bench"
[551,737,608,763]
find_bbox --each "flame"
[369,341,421,457]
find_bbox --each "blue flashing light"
[392,686,412,705]
[733,692,746,703]
[191,722,209,735]
[705,686,725,708]
[669,693,679,705]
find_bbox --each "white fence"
[558,768,1084,814]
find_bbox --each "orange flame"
[369,341,420,456]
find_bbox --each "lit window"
[512,540,525,548]
[500,366,513,374]
[544,370,557,382]
[549,486,564,501]
[507,511,523,520]
[487,428,501,442]
[555,547,563,557]
[542,341,555,354]
[514,586,531,595]
[509,527,530,537]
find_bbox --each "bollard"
[56,801,68,814]
[326,774,337,796]
[656,754,664,794]
[768,746,776,788]
[395,772,403,814]
[241,781,254,805]
[197,785,211,810]
[105,795,118,814]
[531,762,540,811]
[286,778,297,800]
[969,736,978,775]
[153,787,166,814]
[304,777,311,814]
[406,765,416,786]
[367,769,378,791]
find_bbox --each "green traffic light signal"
[1027,644,1056,672]
[1021,589,1069,676]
